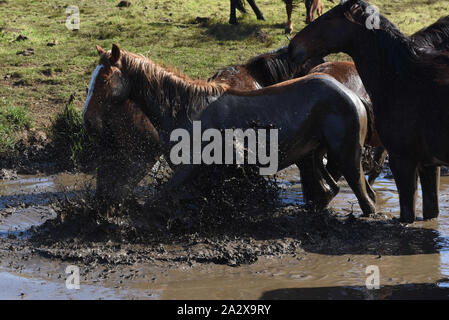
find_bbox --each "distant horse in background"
[229,0,324,33]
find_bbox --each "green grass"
[0,0,448,150]
[0,102,31,152]
[49,94,96,168]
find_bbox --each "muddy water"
[0,174,93,237]
[1,168,449,299]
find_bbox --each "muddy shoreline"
[1,165,449,299]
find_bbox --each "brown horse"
[83,44,377,215]
[86,99,161,200]
[230,0,324,33]
[288,0,449,222]
[209,46,325,90]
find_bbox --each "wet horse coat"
[210,47,385,203]
[83,45,376,215]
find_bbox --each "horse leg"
[297,156,331,209]
[368,147,387,185]
[229,0,238,24]
[297,150,339,210]
[419,165,440,220]
[389,155,418,223]
[247,0,266,20]
[308,0,322,23]
[317,0,323,17]
[297,156,323,206]
[284,0,293,34]
[325,152,342,182]
[305,0,312,24]
[329,147,376,216]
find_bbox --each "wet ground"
[1,167,449,300]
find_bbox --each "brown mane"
[110,49,230,119]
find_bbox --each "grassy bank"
[0,0,448,153]
[0,101,31,152]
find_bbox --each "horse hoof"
[257,15,266,21]
[229,18,238,25]
[399,216,415,224]
[423,212,439,220]
[284,26,292,34]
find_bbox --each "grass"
[49,93,96,168]
[0,101,31,152]
[0,0,448,152]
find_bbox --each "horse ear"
[110,43,121,65]
[96,45,105,56]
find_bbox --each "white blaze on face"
[83,64,104,125]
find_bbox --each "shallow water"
[0,270,134,300]
[1,168,449,299]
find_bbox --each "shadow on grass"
[202,21,265,41]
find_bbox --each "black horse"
[289,0,449,222]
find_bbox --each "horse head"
[83,44,162,203]
[83,44,132,136]
[288,0,381,65]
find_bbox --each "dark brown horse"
[209,46,325,90]
[230,0,324,33]
[288,0,449,222]
[83,44,377,215]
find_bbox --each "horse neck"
[123,55,225,131]
[347,28,418,111]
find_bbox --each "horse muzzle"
[83,115,103,136]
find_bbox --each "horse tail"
[359,96,374,145]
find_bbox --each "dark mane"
[209,46,325,88]
[345,0,449,86]
[411,16,449,52]
[245,46,324,86]
[245,46,298,86]
[117,50,228,121]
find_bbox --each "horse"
[308,61,385,185]
[209,47,384,203]
[411,16,449,52]
[83,44,377,216]
[288,0,449,222]
[85,98,161,200]
[229,0,324,33]
[209,46,325,89]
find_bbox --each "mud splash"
[1,168,449,299]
